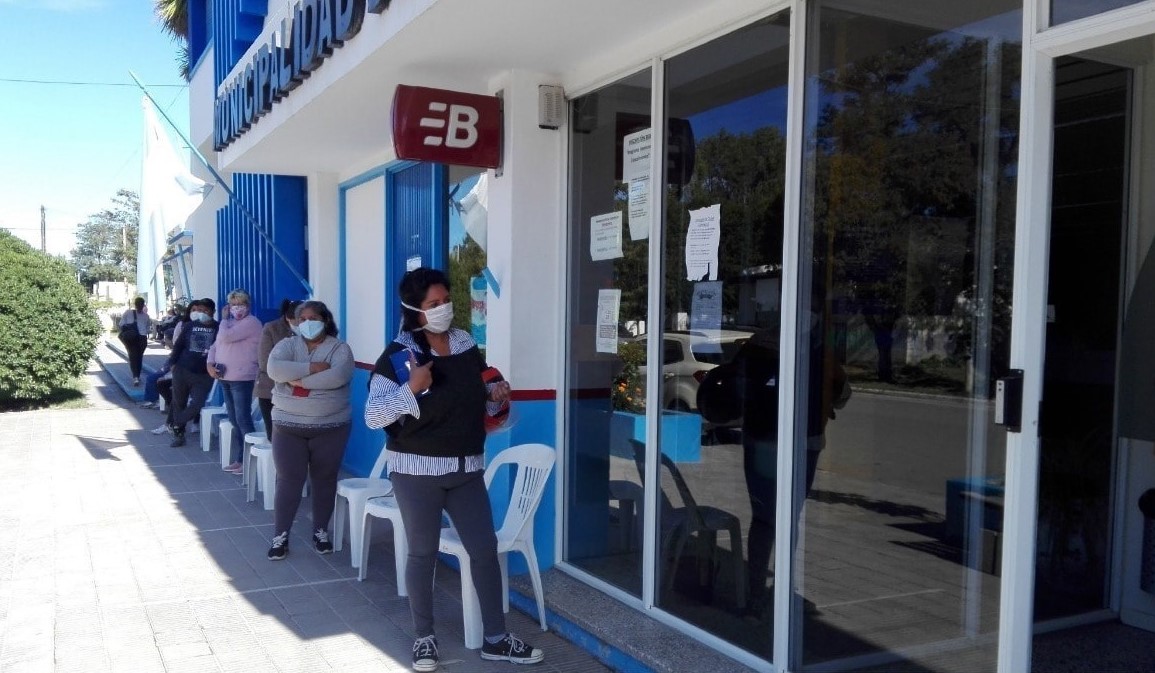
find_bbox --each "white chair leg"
[521,544,547,632]
[358,515,373,581]
[459,555,483,649]
[333,496,346,553]
[260,454,276,510]
[218,421,233,470]
[349,498,368,568]
[392,519,408,597]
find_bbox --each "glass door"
[790,2,1023,670]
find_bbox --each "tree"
[154,0,191,81]
[0,230,102,403]
[71,189,139,288]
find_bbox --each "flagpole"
[129,71,314,297]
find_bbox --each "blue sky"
[0,0,190,257]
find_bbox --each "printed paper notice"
[685,204,721,281]
[628,179,649,240]
[406,255,423,272]
[623,128,652,182]
[623,128,652,240]
[690,281,724,352]
[590,211,624,261]
[596,289,622,354]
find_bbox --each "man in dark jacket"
[166,298,218,447]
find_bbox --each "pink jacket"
[206,314,263,381]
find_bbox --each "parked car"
[637,329,752,421]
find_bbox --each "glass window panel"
[564,67,653,596]
[657,11,791,658]
[1052,0,1145,26]
[796,2,1021,670]
[446,166,488,354]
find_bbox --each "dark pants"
[170,367,213,431]
[157,378,175,425]
[391,468,505,640]
[744,439,820,604]
[220,380,256,464]
[259,397,274,441]
[272,422,350,535]
[124,335,147,379]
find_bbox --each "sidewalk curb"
[95,339,155,402]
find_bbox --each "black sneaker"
[268,531,289,560]
[169,428,185,447]
[480,633,544,665]
[412,635,438,672]
[313,528,333,555]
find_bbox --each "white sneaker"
[150,424,170,435]
[188,423,199,435]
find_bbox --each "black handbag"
[118,311,141,342]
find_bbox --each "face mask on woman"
[229,305,249,320]
[402,302,454,334]
[297,319,325,340]
[190,311,208,323]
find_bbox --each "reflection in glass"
[657,12,791,658]
[1051,0,1144,26]
[796,3,1021,670]
[564,68,653,596]
[446,167,488,353]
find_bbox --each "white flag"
[137,97,209,316]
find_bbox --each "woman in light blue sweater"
[265,300,354,560]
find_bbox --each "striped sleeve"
[364,371,420,429]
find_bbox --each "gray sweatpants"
[390,468,505,640]
[271,423,350,535]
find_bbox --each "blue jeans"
[219,379,256,464]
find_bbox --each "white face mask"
[297,320,325,340]
[403,301,454,334]
[190,311,208,323]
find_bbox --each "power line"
[0,76,186,88]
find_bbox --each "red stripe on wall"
[355,361,376,370]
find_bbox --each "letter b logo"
[445,105,479,148]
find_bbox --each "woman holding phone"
[364,267,540,673]
[265,300,354,560]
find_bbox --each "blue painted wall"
[216,173,309,321]
[212,0,267,88]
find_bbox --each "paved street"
[0,354,610,673]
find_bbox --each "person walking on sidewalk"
[364,267,543,672]
[208,289,263,474]
[256,298,302,440]
[167,299,218,447]
[118,297,150,386]
[265,300,353,560]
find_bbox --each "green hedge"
[0,230,102,402]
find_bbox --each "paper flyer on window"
[623,127,652,240]
[685,204,721,281]
[590,211,624,261]
[690,281,724,352]
[596,288,622,354]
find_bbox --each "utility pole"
[40,205,46,253]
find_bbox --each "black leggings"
[271,422,350,535]
[124,335,147,379]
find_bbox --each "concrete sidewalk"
[0,358,611,673]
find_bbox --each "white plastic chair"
[439,443,555,649]
[242,431,269,487]
[358,495,406,596]
[246,435,275,510]
[218,398,261,469]
[199,381,226,453]
[333,441,391,567]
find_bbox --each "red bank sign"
[392,85,503,169]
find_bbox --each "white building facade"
[184,1,1155,671]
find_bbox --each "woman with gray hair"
[207,289,263,473]
[265,300,354,560]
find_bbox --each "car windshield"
[691,339,747,365]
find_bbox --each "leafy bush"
[0,231,102,402]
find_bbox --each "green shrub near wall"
[0,231,102,402]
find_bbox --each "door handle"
[994,369,1023,433]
